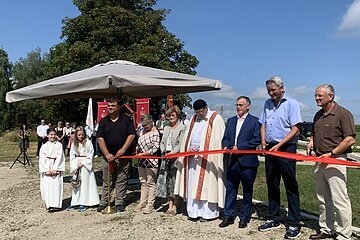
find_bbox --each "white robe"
[39,141,65,209]
[70,141,99,206]
[175,109,225,219]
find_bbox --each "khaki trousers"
[315,161,352,240]
[100,158,130,206]
[138,167,158,207]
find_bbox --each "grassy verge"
[252,161,360,227]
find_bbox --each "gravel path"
[0,162,330,240]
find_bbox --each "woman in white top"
[156,106,186,216]
[67,126,99,211]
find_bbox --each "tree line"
[0,0,198,132]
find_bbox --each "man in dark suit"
[219,96,261,229]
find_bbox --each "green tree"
[11,49,54,129]
[47,0,198,119]
[0,49,13,131]
[13,48,50,88]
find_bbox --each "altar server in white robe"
[175,99,226,221]
[68,127,99,211]
[39,128,65,212]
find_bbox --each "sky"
[1,0,360,123]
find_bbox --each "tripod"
[10,136,33,169]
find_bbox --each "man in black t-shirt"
[97,99,136,212]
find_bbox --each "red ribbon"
[119,149,360,167]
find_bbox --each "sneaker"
[66,205,75,211]
[258,220,281,232]
[284,226,301,239]
[78,205,88,212]
[116,204,125,212]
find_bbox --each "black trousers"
[37,136,48,157]
[265,142,301,227]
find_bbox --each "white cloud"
[287,85,312,97]
[190,84,239,101]
[210,103,235,120]
[250,87,268,99]
[298,101,312,112]
[336,0,360,37]
[249,85,312,99]
[210,84,239,100]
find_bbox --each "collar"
[322,102,338,116]
[271,93,288,107]
[237,113,248,120]
[195,108,213,122]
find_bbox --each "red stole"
[183,112,218,199]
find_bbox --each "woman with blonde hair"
[67,126,99,211]
[156,105,185,216]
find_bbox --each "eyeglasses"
[235,103,246,107]
[314,94,329,99]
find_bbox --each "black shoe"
[200,217,216,222]
[238,219,249,228]
[47,207,59,212]
[219,217,235,228]
[116,204,125,212]
[187,217,199,222]
[97,205,107,212]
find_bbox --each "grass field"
[0,132,359,227]
[250,161,360,227]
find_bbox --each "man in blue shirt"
[258,76,302,239]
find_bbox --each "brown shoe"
[143,205,154,214]
[133,203,146,212]
[309,232,336,239]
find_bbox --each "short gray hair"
[140,114,154,127]
[266,76,284,88]
[316,84,335,97]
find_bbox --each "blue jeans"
[265,143,301,227]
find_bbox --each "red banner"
[118,149,360,167]
[97,101,108,123]
[136,98,149,123]
[167,95,173,108]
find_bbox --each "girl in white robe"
[68,127,99,211]
[39,128,65,212]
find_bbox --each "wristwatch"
[330,151,336,158]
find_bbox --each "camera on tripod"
[10,113,33,169]
[18,124,30,152]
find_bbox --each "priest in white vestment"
[39,128,65,211]
[175,99,225,221]
[69,127,100,210]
